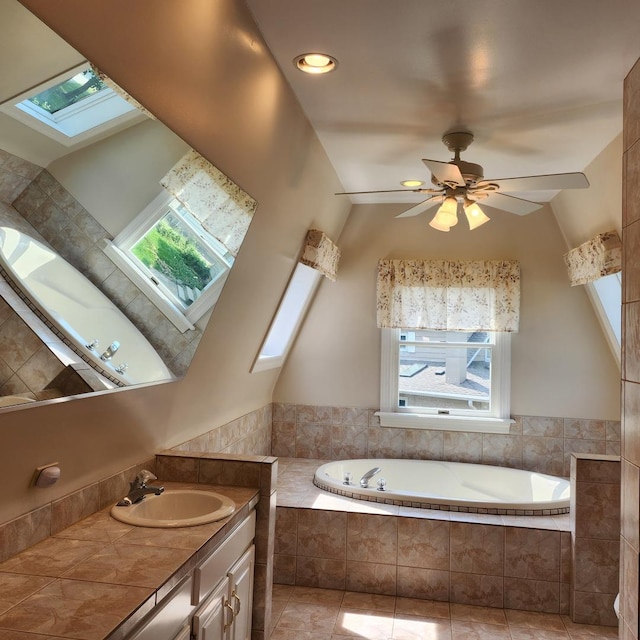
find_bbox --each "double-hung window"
[376,258,519,433]
[104,193,233,332]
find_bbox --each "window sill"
[376,411,514,434]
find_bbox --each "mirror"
[0,1,253,407]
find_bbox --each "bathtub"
[314,458,570,515]
[0,227,175,386]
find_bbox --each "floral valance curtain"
[376,259,520,332]
[563,230,621,287]
[89,64,157,120]
[160,149,257,257]
[299,229,340,281]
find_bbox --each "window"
[251,262,322,372]
[590,272,621,367]
[379,328,512,432]
[103,193,233,332]
[0,64,143,145]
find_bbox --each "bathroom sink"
[110,489,236,528]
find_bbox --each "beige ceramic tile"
[345,560,397,596]
[289,585,345,605]
[508,630,570,639]
[298,509,347,559]
[397,517,449,570]
[334,607,394,639]
[395,596,450,619]
[277,601,341,633]
[391,614,452,640]
[396,566,449,602]
[450,522,504,575]
[505,608,566,631]
[342,590,396,612]
[347,513,397,563]
[0,578,153,639]
[53,510,133,542]
[0,572,53,615]
[450,619,511,639]
[296,557,346,590]
[0,537,104,577]
[504,527,560,581]
[449,573,503,608]
[449,602,507,625]
[503,577,560,614]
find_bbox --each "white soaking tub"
[0,227,175,386]
[314,458,570,515]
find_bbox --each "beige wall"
[0,0,349,525]
[47,119,189,237]
[275,197,620,420]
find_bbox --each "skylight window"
[0,63,144,146]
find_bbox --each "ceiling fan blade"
[422,159,465,187]
[395,196,443,218]
[335,187,439,196]
[480,192,544,216]
[478,172,589,193]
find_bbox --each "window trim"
[0,63,144,146]
[251,262,322,373]
[103,192,232,332]
[378,328,513,433]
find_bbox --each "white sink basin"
[110,489,236,528]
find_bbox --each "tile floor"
[270,584,619,640]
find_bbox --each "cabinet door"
[228,545,255,640]
[193,576,233,640]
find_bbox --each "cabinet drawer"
[128,575,195,640]
[193,511,256,604]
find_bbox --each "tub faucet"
[359,466,382,488]
[100,341,120,361]
[116,470,164,506]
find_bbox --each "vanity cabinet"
[192,546,255,640]
[123,510,256,640]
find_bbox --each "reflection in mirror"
[0,1,254,408]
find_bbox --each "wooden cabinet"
[124,511,255,640]
[192,546,255,640]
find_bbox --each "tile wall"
[570,454,620,627]
[3,150,202,378]
[622,55,640,640]
[272,403,621,477]
[274,505,572,616]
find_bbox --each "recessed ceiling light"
[401,180,425,188]
[294,53,338,74]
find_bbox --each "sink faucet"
[116,470,164,506]
[359,466,382,488]
[100,341,120,361]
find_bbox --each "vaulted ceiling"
[247,0,640,206]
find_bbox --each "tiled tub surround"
[0,482,259,640]
[570,454,621,627]
[4,150,203,378]
[275,458,574,616]
[272,403,621,477]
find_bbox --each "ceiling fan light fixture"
[400,179,424,188]
[429,196,458,231]
[294,53,338,74]
[463,198,490,230]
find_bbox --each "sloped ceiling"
[247,0,640,206]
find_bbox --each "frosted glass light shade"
[429,196,458,231]
[464,200,490,230]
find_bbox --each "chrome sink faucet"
[100,341,120,361]
[116,470,164,506]
[359,466,382,488]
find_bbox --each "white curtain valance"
[89,64,157,120]
[299,229,340,281]
[160,149,257,257]
[376,259,520,332]
[563,230,621,286]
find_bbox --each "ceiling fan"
[337,131,590,231]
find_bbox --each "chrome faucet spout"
[100,340,120,361]
[359,466,382,488]
[116,469,164,506]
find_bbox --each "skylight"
[0,63,143,146]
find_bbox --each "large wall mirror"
[0,1,254,409]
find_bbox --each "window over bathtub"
[376,258,519,433]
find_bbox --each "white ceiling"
[247,0,640,205]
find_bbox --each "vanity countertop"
[0,482,259,640]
